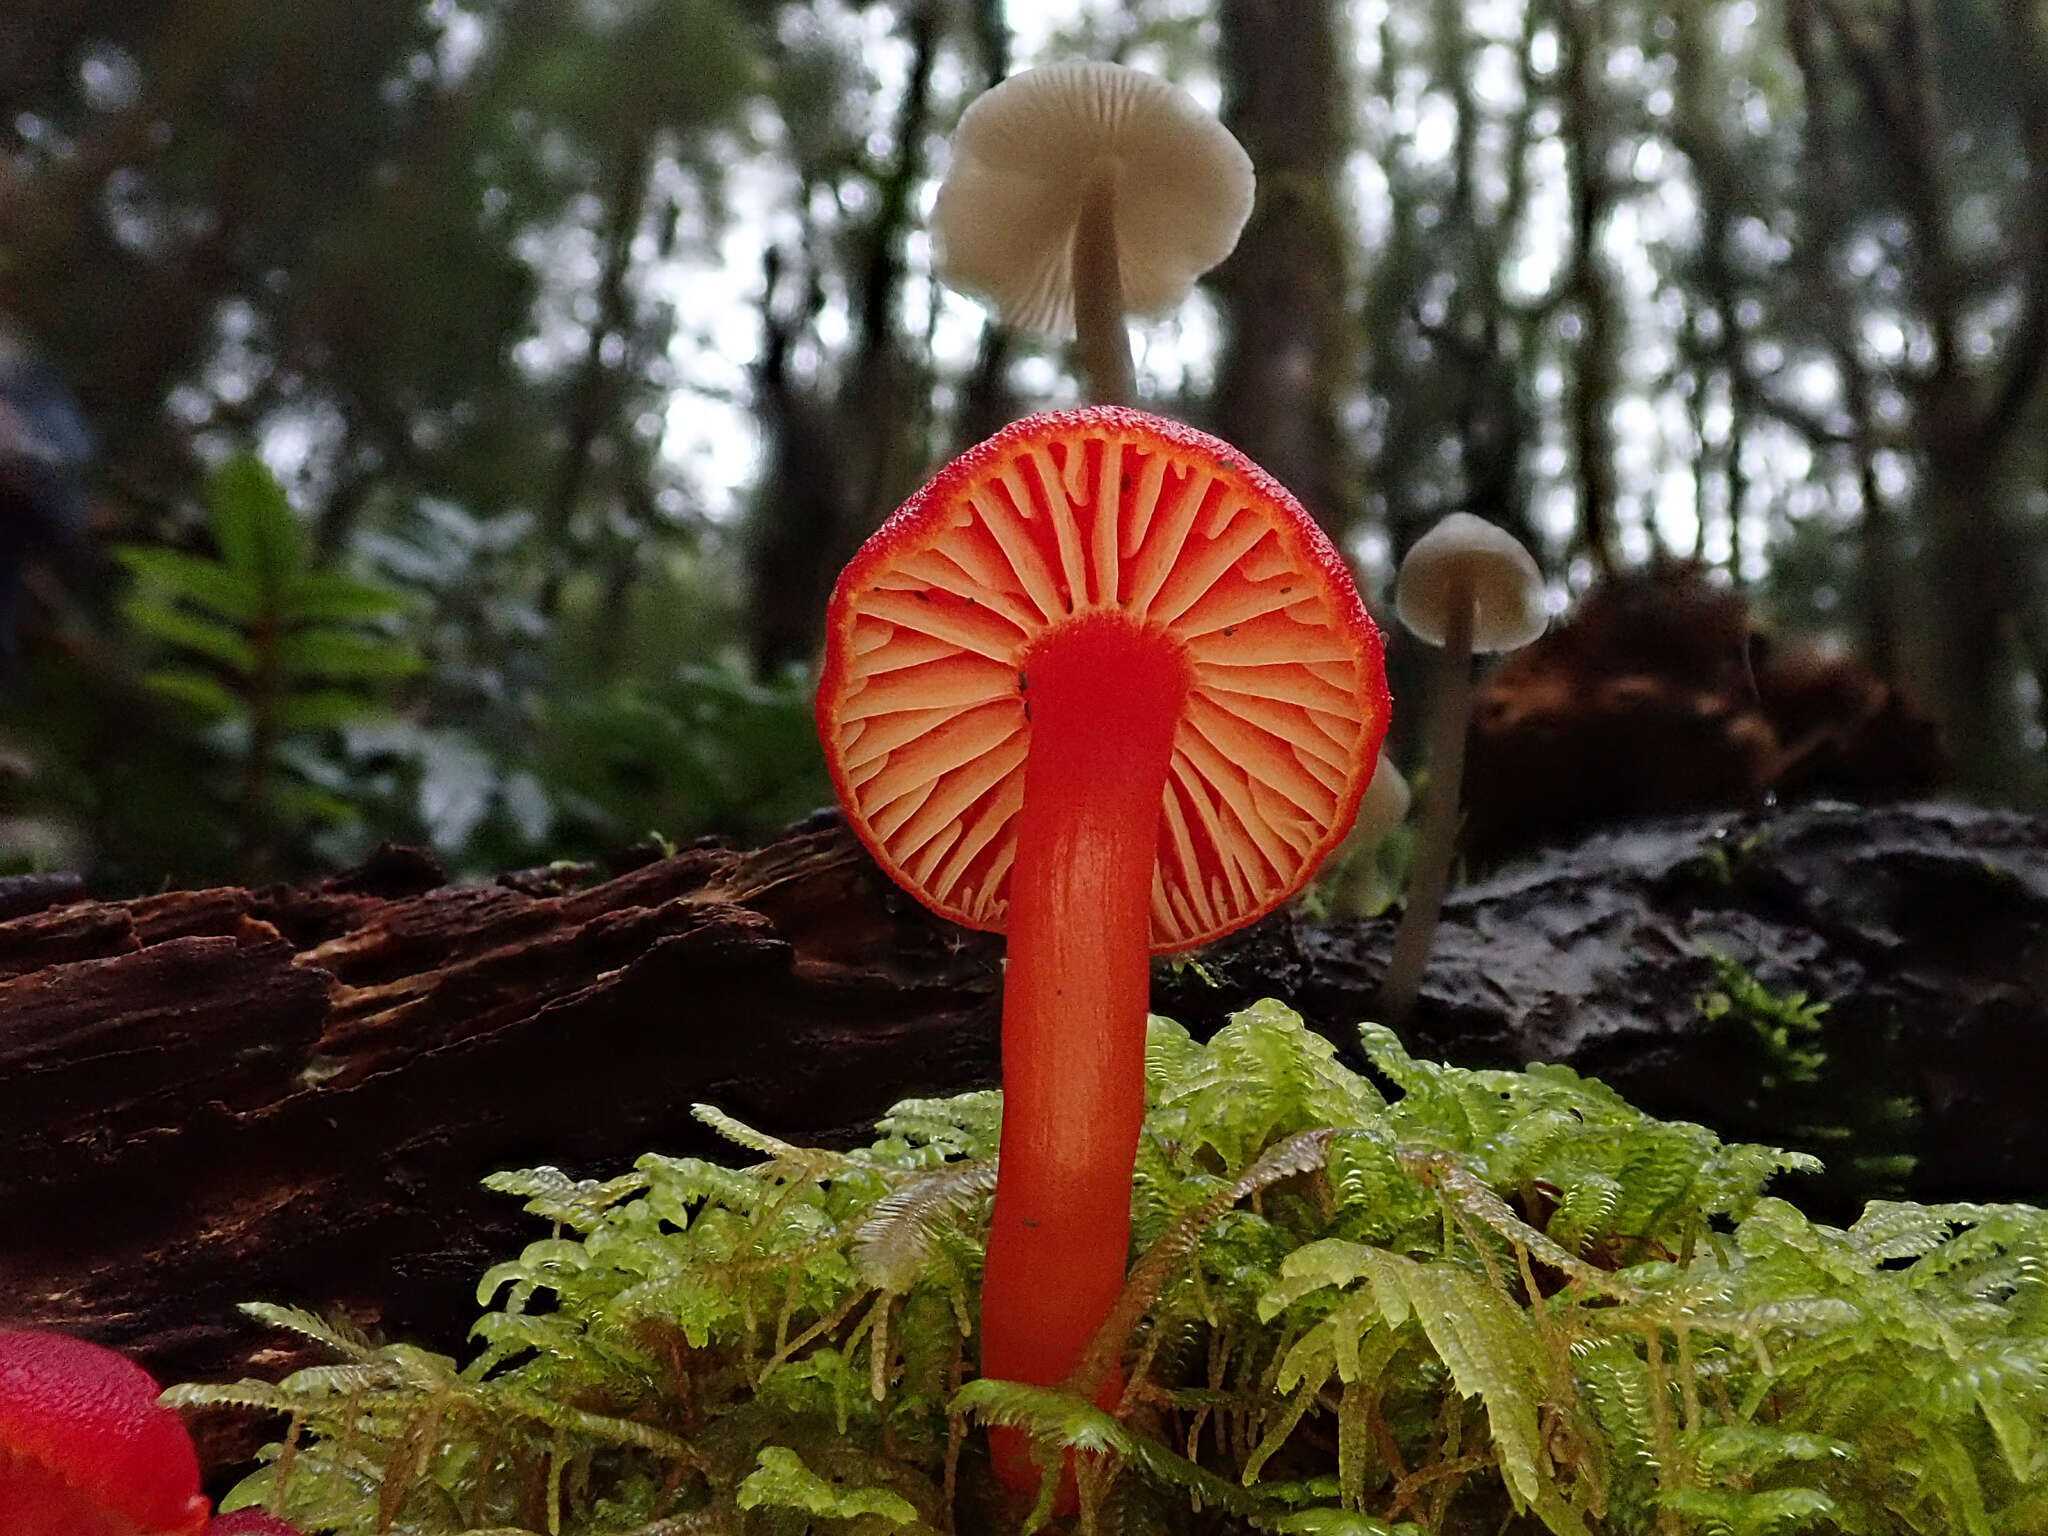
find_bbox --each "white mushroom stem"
[1380,570,1475,1024]
[1071,171,1136,405]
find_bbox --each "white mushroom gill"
[932,61,1255,403]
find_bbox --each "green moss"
[172,1002,2048,1535]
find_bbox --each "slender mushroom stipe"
[817,407,1388,1494]
[1379,513,1545,1024]
[1071,170,1137,404]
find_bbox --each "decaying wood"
[1464,567,1948,861]
[0,827,1004,1474]
[0,800,2042,1485]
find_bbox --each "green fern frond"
[851,1160,997,1294]
[238,1302,382,1361]
[187,1000,2048,1536]
[735,1446,928,1531]
[694,1103,849,1175]
[952,1379,1269,1522]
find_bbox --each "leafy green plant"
[1696,949,1830,1095]
[538,663,833,852]
[1695,949,1921,1207]
[174,1003,2048,1535]
[115,455,422,868]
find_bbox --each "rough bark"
[0,803,2041,1482]
[1213,0,1359,541]
[0,830,1002,1474]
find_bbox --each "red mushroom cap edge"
[818,405,1390,953]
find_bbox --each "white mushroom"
[1329,750,1413,919]
[1355,749,1413,846]
[932,61,1255,404]
[1379,514,1547,1023]
[1393,512,1548,654]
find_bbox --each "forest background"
[4,0,2046,893]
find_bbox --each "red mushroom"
[817,407,1387,1488]
[0,1329,212,1536]
[0,1329,303,1536]
[205,1513,303,1534]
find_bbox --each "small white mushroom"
[1355,750,1412,846]
[1393,512,1548,654]
[1380,514,1547,1023]
[932,61,1255,404]
[1329,750,1412,919]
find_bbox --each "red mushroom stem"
[979,612,1190,1486]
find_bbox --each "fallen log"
[0,800,2041,1482]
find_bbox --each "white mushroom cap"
[1394,512,1547,652]
[932,61,1255,336]
[1353,751,1412,845]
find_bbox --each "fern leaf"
[952,1380,1270,1520]
[277,569,415,623]
[1267,1512,1428,1535]
[692,1103,820,1165]
[237,1302,381,1361]
[852,1159,997,1293]
[736,1445,926,1530]
[209,453,311,591]
[274,687,380,730]
[161,1380,309,1415]
[122,597,259,672]
[143,666,243,720]
[1068,1130,1336,1397]
[275,627,422,681]
[1358,1250,1590,1535]
[113,545,260,624]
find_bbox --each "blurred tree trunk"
[1556,0,1620,579]
[1671,2,1757,585]
[745,0,939,676]
[1781,1,1903,678]
[952,0,1019,452]
[842,0,939,534]
[1213,0,1360,542]
[1436,0,1541,557]
[537,129,655,621]
[1804,0,2048,789]
[746,248,849,676]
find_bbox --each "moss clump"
[173,1002,2048,1534]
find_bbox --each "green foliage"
[1696,949,1830,1095]
[1304,819,1419,923]
[178,1004,2048,1534]
[539,663,832,854]
[114,455,421,862]
[1694,949,1922,1204]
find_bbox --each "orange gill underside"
[827,422,1382,950]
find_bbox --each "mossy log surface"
[0,801,2041,1477]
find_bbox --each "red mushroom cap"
[818,406,1388,950]
[208,1512,305,1534]
[0,1329,210,1536]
